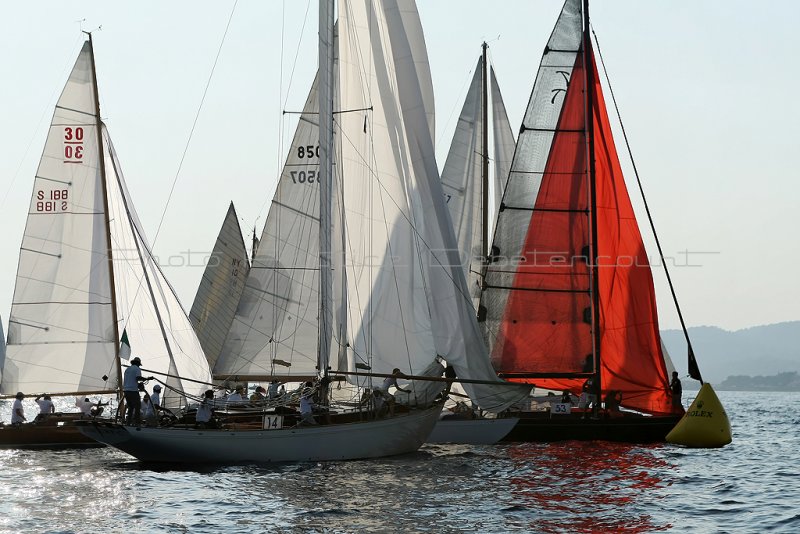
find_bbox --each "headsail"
[440,60,484,306]
[482,0,674,415]
[490,66,516,225]
[2,42,117,396]
[189,202,249,369]
[103,126,212,408]
[440,56,518,308]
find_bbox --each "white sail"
[2,40,212,408]
[214,77,322,380]
[490,65,516,227]
[440,59,517,309]
[2,42,117,396]
[189,202,249,369]
[103,126,212,408]
[336,0,528,411]
[440,60,484,306]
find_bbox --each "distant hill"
[660,321,799,386]
[718,372,800,391]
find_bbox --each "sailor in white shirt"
[35,394,55,419]
[11,392,26,425]
[299,382,317,425]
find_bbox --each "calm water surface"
[0,390,797,533]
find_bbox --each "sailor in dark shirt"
[670,371,683,410]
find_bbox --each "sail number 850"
[297,145,320,159]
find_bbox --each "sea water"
[0,390,797,533]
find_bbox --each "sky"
[0,0,797,333]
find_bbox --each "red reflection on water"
[506,441,674,533]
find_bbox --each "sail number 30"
[63,126,85,163]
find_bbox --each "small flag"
[120,329,131,361]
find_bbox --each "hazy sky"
[1,1,797,333]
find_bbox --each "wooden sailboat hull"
[427,417,519,444]
[501,411,682,443]
[76,405,442,463]
[0,415,106,449]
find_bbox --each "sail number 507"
[290,170,316,184]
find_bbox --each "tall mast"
[317,0,335,378]
[481,41,489,260]
[582,0,602,404]
[86,33,123,397]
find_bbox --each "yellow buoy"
[666,383,732,448]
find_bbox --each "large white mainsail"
[2,42,117,396]
[213,77,322,381]
[2,39,212,409]
[189,202,250,369]
[335,0,528,411]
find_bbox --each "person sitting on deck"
[561,390,574,405]
[76,397,108,418]
[227,385,246,403]
[250,386,267,402]
[578,378,597,410]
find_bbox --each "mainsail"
[335,0,528,411]
[213,77,322,380]
[482,0,675,415]
[2,40,212,408]
[3,42,116,396]
[189,202,250,369]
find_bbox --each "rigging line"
[149,0,238,249]
[592,28,703,384]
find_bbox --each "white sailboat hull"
[77,406,442,463]
[427,417,519,445]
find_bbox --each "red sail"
[492,50,675,415]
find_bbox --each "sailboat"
[0,36,213,448]
[480,0,730,443]
[428,44,521,444]
[79,0,526,463]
